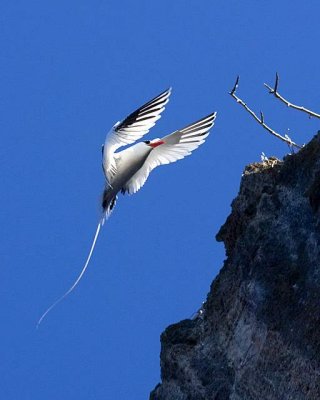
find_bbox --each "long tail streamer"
[37,216,106,328]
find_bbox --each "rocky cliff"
[150,133,320,400]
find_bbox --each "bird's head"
[144,139,165,148]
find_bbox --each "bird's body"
[37,87,217,327]
[101,142,153,211]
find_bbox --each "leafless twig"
[264,73,320,119]
[229,76,302,149]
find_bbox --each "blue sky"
[1,1,320,399]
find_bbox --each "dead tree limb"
[229,76,302,149]
[264,73,320,119]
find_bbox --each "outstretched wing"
[122,112,217,194]
[103,88,172,182]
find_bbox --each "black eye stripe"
[144,140,150,144]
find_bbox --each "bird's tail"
[102,186,118,220]
[37,215,107,328]
[36,185,119,328]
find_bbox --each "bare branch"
[264,73,320,119]
[229,76,302,149]
[230,75,240,95]
[274,72,279,92]
[284,133,295,154]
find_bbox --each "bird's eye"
[144,141,150,144]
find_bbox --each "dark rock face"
[150,133,320,400]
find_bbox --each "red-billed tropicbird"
[37,88,217,326]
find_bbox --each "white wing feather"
[123,112,217,194]
[103,88,172,182]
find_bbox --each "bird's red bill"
[150,140,165,148]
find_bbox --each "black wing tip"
[153,87,172,102]
[196,111,217,126]
[206,111,217,119]
[195,111,217,123]
[116,87,172,132]
[158,86,172,95]
[151,87,172,103]
[181,111,217,132]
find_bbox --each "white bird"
[37,88,217,327]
